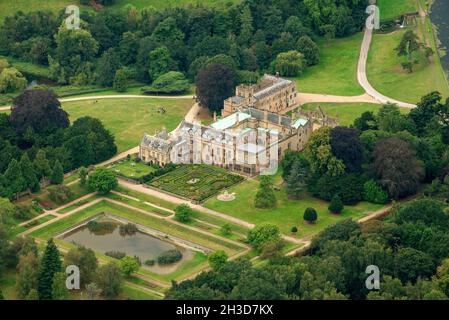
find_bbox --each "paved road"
[357,27,417,109]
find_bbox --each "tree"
[208,250,228,270]
[285,157,308,199]
[363,180,388,204]
[11,89,69,134]
[304,126,345,177]
[260,240,285,259]
[142,71,189,94]
[26,289,39,300]
[354,111,378,131]
[247,224,281,250]
[394,247,435,284]
[409,91,443,136]
[33,150,51,183]
[238,5,253,45]
[50,160,64,185]
[95,262,123,299]
[85,282,102,300]
[395,30,420,72]
[113,69,128,92]
[196,63,235,112]
[148,46,175,82]
[328,195,344,214]
[96,48,121,87]
[330,127,364,173]
[174,204,193,223]
[304,207,318,224]
[270,51,304,77]
[50,26,98,84]
[16,253,39,299]
[64,246,98,286]
[296,36,320,66]
[119,256,140,277]
[254,176,277,208]
[0,67,27,93]
[19,153,39,193]
[51,272,68,300]
[3,159,26,199]
[371,138,424,199]
[87,168,118,195]
[37,239,61,300]
[79,167,88,186]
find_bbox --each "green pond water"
[62,216,194,275]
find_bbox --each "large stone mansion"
[139,74,338,176]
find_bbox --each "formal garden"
[149,164,245,202]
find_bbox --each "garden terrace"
[28,199,248,283]
[106,156,157,181]
[149,164,245,202]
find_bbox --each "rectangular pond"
[61,214,195,275]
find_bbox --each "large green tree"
[87,168,118,194]
[37,239,62,300]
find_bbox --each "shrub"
[119,223,138,236]
[105,251,126,260]
[304,207,318,224]
[142,71,190,94]
[220,223,232,235]
[363,180,389,204]
[254,176,277,209]
[144,259,155,266]
[174,204,193,223]
[247,224,281,250]
[208,250,228,270]
[157,249,183,265]
[291,226,298,234]
[260,240,285,259]
[87,221,116,234]
[48,185,73,204]
[328,195,344,214]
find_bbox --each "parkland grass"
[367,17,449,103]
[294,33,365,96]
[300,102,410,126]
[204,173,385,238]
[62,98,193,152]
[377,0,418,21]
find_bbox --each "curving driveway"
[357,27,417,109]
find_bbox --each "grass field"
[301,102,410,126]
[204,173,384,238]
[107,157,156,179]
[367,16,449,103]
[294,33,365,96]
[377,0,418,21]
[62,98,193,152]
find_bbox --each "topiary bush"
[157,249,183,265]
[303,207,318,224]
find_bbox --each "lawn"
[367,18,449,103]
[106,156,157,180]
[149,164,244,202]
[204,174,385,238]
[293,33,365,96]
[62,98,194,152]
[300,102,410,126]
[377,0,418,21]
